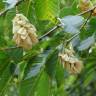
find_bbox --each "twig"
[38,25,60,41]
[66,11,93,44]
[0,46,21,51]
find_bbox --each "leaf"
[19,77,37,96]
[6,48,23,63]
[19,70,44,96]
[45,49,59,78]
[60,0,79,17]
[18,61,27,81]
[25,64,42,80]
[78,35,95,51]
[34,0,60,21]
[61,16,84,34]
[55,61,64,87]
[36,71,50,96]
[0,51,9,74]
[24,51,48,79]
[0,63,12,95]
[80,17,96,40]
[0,51,7,60]
[83,70,95,88]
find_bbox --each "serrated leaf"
[61,16,84,34]
[19,70,44,96]
[36,71,50,96]
[6,48,23,63]
[25,64,42,80]
[78,35,95,51]
[0,63,12,95]
[83,70,95,88]
[60,0,79,17]
[45,49,59,78]
[0,51,7,60]
[24,52,48,80]
[34,0,60,21]
[55,62,64,87]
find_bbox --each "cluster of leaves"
[0,0,96,96]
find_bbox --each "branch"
[38,25,61,41]
[0,46,21,51]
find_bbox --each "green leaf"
[6,48,23,62]
[55,62,64,87]
[0,63,12,95]
[80,17,96,40]
[83,69,95,88]
[24,51,48,79]
[60,0,79,17]
[34,0,60,21]
[19,77,36,96]
[25,64,42,80]
[0,51,8,60]
[19,70,44,96]
[45,49,59,78]
[36,71,50,96]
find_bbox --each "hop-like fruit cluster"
[59,49,83,74]
[12,14,38,49]
[78,0,96,16]
[78,0,92,12]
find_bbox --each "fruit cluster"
[12,14,38,49]
[59,48,83,74]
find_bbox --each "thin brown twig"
[38,25,60,40]
[0,46,21,51]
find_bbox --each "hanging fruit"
[78,0,93,12]
[78,0,96,16]
[59,48,83,74]
[12,14,38,49]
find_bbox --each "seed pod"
[78,0,93,12]
[12,14,38,49]
[78,0,96,16]
[58,49,83,74]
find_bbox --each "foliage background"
[0,0,96,96]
